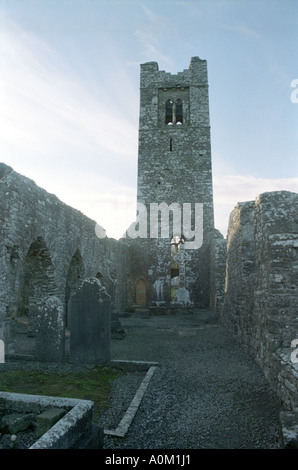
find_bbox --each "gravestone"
[69,278,111,363]
[35,296,65,362]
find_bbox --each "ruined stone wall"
[209,230,227,310]
[0,163,129,354]
[220,200,256,344]
[126,230,216,309]
[126,238,171,308]
[221,191,298,409]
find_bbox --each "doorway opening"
[135,279,147,306]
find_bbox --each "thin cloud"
[0,12,139,240]
[0,15,137,162]
[65,187,137,240]
[221,23,259,37]
[214,174,298,203]
[213,174,298,236]
[135,5,173,67]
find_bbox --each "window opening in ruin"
[165,99,183,126]
[170,236,184,301]
[176,99,183,124]
[165,99,173,125]
[16,237,56,353]
[170,138,173,151]
[18,237,56,319]
[136,279,147,306]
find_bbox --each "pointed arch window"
[165,99,173,125]
[165,98,183,125]
[176,99,183,124]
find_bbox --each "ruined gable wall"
[125,237,172,308]
[220,200,256,346]
[221,191,298,409]
[0,163,129,349]
[209,230,227,310]
[253,192,298,408]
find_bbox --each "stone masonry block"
[0,413,36,434]
[36,407,66,438]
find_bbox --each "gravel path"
[0,309,283,449]
[100,309,282,449]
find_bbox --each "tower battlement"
[140,57,208,89]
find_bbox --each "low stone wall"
[220,191,298,410]
[0,391,103,449]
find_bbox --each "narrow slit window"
[170,138,173,151]
[176,99,183,124]
[165,99,173,125]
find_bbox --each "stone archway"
[16,236,56,352]
[18,236,56,319]
[135,279,147,306]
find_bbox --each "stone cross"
[173,244,191,289]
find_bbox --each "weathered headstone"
[69,278,111,363]
[34,296,65,362]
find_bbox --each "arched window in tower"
[176,99,183,124]
[165,99,173,125]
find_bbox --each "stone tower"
[127,57,215,309]
[137,56,214,232]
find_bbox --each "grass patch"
[0,365,122,421]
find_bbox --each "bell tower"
[137,56,214,236]
[128,57,215,309]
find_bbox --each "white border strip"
[104,366,157,438]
